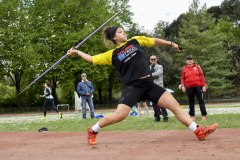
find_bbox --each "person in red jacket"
[180,55,207,121]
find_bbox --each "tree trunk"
[97,87,102,104]
[10,71,23,110]
[52,76,58,104]
[74,72,81,91]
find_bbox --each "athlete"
[67,26,218,145]
[40,83,62,120]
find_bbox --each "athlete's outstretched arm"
[67,48,93,64]
[154,38,179,52]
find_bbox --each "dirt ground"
[0,129,239,160]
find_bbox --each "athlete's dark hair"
[103,26,119,45]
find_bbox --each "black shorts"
[119,77,166,108]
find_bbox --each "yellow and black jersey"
[92,36,155,84]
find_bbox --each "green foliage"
[153,20,169,38]
[0,0,132,107]
[0,0,42,96]
[0,83,15,105]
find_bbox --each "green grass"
[1,113,240,132]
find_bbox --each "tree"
[221,0,240,24]
[207,6,222,23]
[216,20,240,89]
[0,0,42,108]
[230,45,240,89]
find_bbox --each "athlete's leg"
[87,104,131,145]
[157,91,192,126]
[94,82,141,128]
[157,91,218,141]
[96,104,131,129]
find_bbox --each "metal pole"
[18,6,126,96]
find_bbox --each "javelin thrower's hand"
[67,48,78,57]
[171,42,180,52]
[67,48,93,63]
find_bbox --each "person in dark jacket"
[77,73,95,119]
[180,55,207,121]
[40,83,62,120]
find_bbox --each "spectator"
[40,82,62,120]
[149,55,168,122]
[77,73,95,119]
[180,55,207,121]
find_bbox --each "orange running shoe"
[194,123,219,141]
[87,125,98,145]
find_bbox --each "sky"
[128,0,224,31]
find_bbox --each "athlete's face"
[114,28,127,43]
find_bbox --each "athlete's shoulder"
[130,35,150,40]
[130,36,155,47]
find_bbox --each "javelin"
[18,6,126,96]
